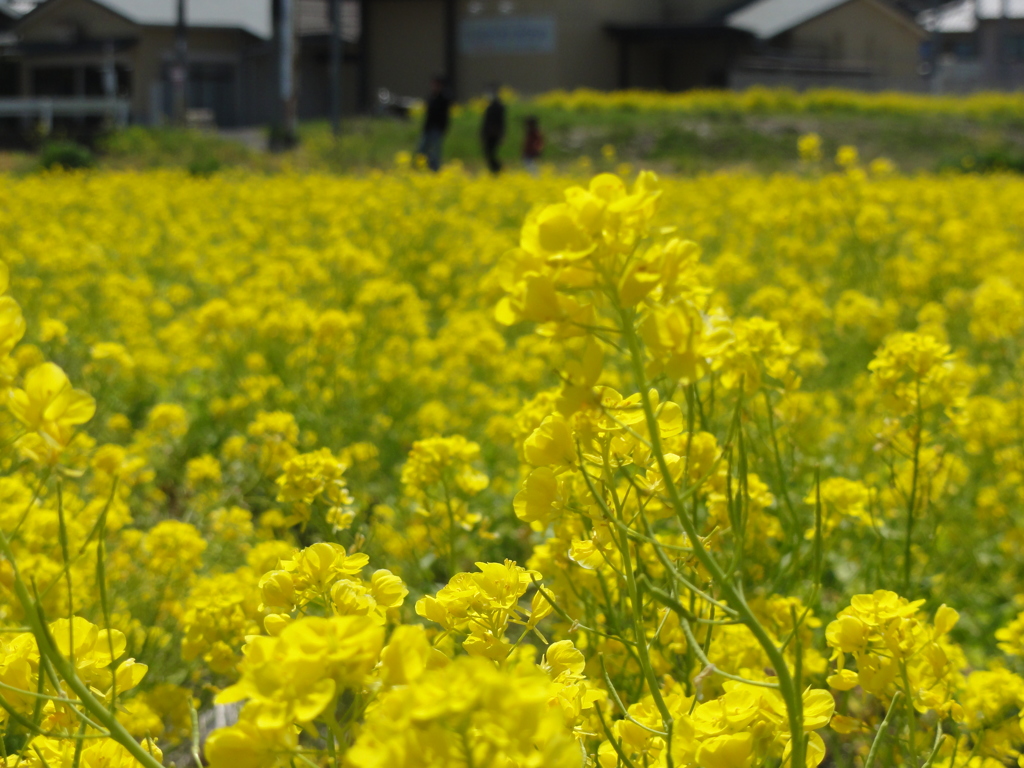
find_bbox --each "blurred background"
[0,0,1021,172]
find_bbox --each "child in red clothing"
[522,116,544,174]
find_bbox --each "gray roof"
[976,0,1024,18]
[0,0,31,17]
[726,0,850,38]
[918,0,975,31]
[726,0,924,38]
[17,0,272,37]
[100,0,271,37]
[918,0,1024,32]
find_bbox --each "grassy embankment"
[3,94,1024,174]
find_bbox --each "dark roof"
[14,0,271,38]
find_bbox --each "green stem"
[95,501,117,713]
[763,388,801,571]
[322,705,347,766]
[617,306,806,768]
[903,379,922,594]
[189,704,202,768]
[646,583,778,690]
[442,480,457,577]
[594,702,638,768]
[901,661,920,767]
[0,525,163,768]
[864,691,903,768]
[596,442,673,731]
[921,722,944,768]
[615,519,674,731]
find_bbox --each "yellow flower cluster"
[347,654,581,768]
[827,591,962,716]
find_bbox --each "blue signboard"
[459,16,557,55]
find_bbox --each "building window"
[955,40,978,59]
[84,65,132,97]
[1004,34,1024,62]
[163,62,237,127]
[943,37,978,59]
[32,67,76,96]
[188,62,237,124]
[0,61,18,97]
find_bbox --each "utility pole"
[329,0,341,136]
[279,0,298,146]
[172,0,187,125]
[1001,0,1011,88]
[444,0,457,100]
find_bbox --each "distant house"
[0,0,275,128]
[919,0,1024,91]
[600,0,928,90]
[725,0,929,89]
[0,0,1008,135]
[0,0,361,133]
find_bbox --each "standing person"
[480,86,506,175]
[416,76,451,172]
[522,115,544,175]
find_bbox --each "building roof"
[976,0,1024,18]
[726,0,924,38]
[0,0,27,18]
[918,0,976,31]
[725,0,850,38]
[918,0,1024,32]
[15,0,272,38]
[101,0,271,37]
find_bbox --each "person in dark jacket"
[480,86,506,175]
[416,76,451,172]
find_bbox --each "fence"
[0,97,130,133]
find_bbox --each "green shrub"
[187,149,222,177]
[38,140,95,170]
[940,146,1024,174]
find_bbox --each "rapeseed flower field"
[535,86,1024,120]
[0,146,1024,768]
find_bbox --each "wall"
[550,0,660,93]
[622,37,745,90]
[132,27,258,126]
[364,0,672,101]
[977,18,1024,88]
[240,40,278,125]
[455,0,559,97]
[782,0,926,87]
[366,0,445,102]
[454,0,670,97]
[297,40,362,119]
